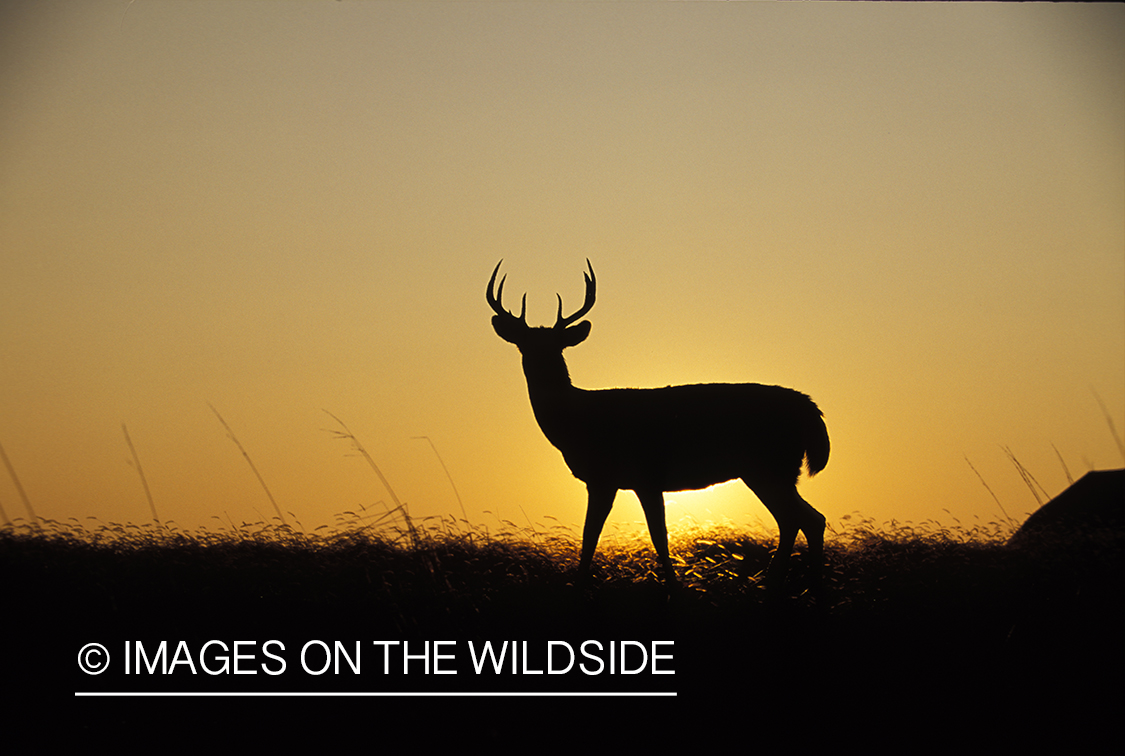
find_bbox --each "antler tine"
[554,258,597,329]
[487,260,527,324]
[486,260,507,316]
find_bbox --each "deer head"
[486,260,597,353]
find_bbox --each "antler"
[486,260,527,325]
[554,259,596,329]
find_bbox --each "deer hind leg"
[744,480,825,591]
[578,485,617,579]
[636,488,677,584]
[797,493,826,569]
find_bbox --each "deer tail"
[804,403,830,477]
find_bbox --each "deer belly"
[561,444,743,492]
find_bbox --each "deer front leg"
[577,485,616,579]
[636,488,677,584]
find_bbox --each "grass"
[6,508,1120,748]
[7,510,1119,644]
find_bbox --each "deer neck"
[521,351,578,443]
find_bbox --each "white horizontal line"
[76,691,676,697]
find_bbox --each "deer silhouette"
[487,260,829,590]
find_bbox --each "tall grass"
[0,503,1075,609]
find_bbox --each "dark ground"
[6,520,1122,749]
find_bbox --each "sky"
[1,2,1122,544]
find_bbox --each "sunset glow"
[1,2,1122,543]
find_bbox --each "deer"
[486,260,829,591]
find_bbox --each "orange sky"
[1,2,1122,542]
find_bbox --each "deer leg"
[766,523,799,592]
[797,494,827,590]
[636,488,677,584]
[745,480,802,592]
[578,485,616,578]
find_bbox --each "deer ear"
[492,315,525,344]
[561,320,591,347]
